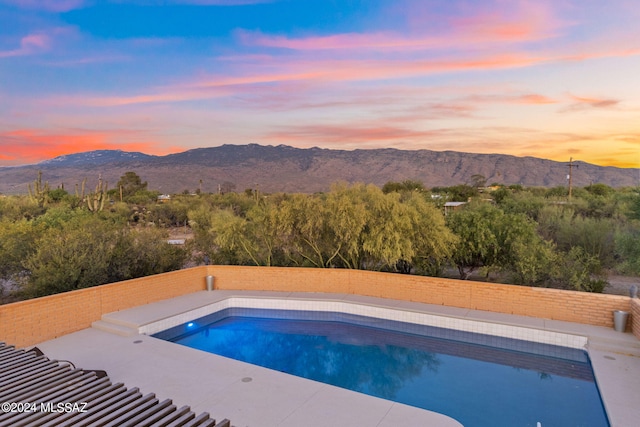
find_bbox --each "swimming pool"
[154,307,610,427]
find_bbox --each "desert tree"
[447,202,552,281]
[382,180,425,194]
[21,214,186,298]
[278,194,336,267]
[402,192,457,275]
[115,171,148,200]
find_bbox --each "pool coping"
[141,296,589,351]
[38,290,640,426]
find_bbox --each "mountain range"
[0,144,638,195]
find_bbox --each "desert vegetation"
[1,172,639,303]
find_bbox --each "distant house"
[443,201,467,215]
[157,194,171,203]
[480,185,501,193]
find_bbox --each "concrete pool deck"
[35,290,640,427]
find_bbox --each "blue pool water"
[155,309,609,427]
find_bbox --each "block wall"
[1,265,636,348]
[631,298,640,339]
[0,267,208,348]
[208,266,632,329]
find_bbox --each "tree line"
[1,172,639,303]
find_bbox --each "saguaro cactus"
[28,171,50,208]
[75,179,86,200]
[87,176,108,212]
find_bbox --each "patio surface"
[34,290,640,427]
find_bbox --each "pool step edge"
[92,319,138,337]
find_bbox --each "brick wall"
[631,299,640,339]
[207,266,632,329]
[0,287,102,348]
[0,268,207,348]
[1,266,635,348]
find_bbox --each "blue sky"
[1,0,639,167]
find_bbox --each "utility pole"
[567,157,579,200]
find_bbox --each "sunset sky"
[1,0,639,168]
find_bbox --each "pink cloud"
[448,1,565,42]
[513,94,557,105]
[0,26,75,59]
[237,26,549,52]
[209,80,556,118]
[0,129,177,164]
[193,53,546,88]
[238,1,564,52]
[58,52,561,110]
[265,124,445,146]
[21,34,50,50]
[65,53,547,108]
[42,54,130,67]
[570,95,620,108]
[78,83,246,107]
[0,33,52,58]
[221,46,636,87]
[465,93,557,105]
[561,94,621,112]
[237,30,434,51]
